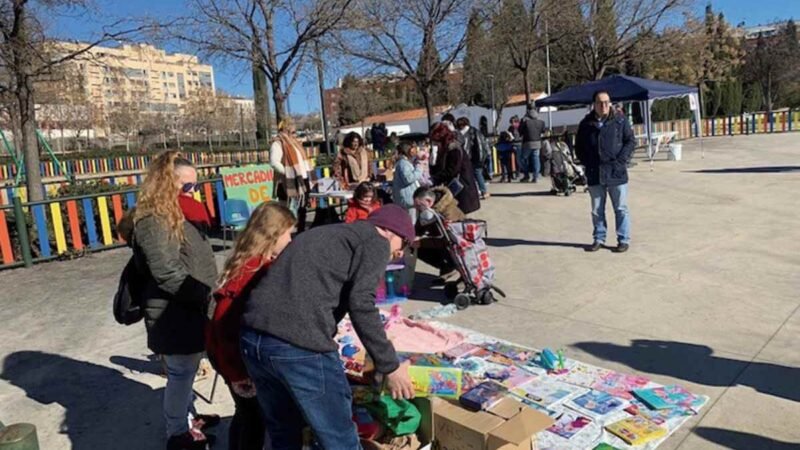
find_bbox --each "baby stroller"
[549,141,587,196]
[428,212,506,310]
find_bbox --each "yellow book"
[605,416,667,445]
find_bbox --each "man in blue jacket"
[575,91,635,253]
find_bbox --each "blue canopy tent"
[537,75,703,167]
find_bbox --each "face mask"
[418,208,437,226]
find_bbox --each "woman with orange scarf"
[269,120,311,230]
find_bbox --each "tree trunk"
[207,131,213,151]
[422,85,435,128]
[523,67,532,106]
[272,79,287,126]
[126,135,130,152]
[253,61,271,147]
[19,76,44,201]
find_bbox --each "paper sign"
[220,164,275,210]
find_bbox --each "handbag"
[447,175,464,197]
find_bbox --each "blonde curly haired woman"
[132,151,218,450]
[269,119,311,231]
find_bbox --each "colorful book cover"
[592,444,621,450]
[552,362,613,389]
[570,390,625,417]
[632,385,703,411]
[624,399,695,425]
[408,365,462,399]
[459,380,508,411]
[591,370,650,400]
[443,343,481,361]
[517,397,560,417]
[483,341,535,362]
[484,365,538,389]
[510,378,586,408]
[397,352,453,368]
[605,416,667,445]
[546,411,593,439]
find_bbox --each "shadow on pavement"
[110,354,164,376]
[1,351,165,450]
[694,427,800,449]
[487,238,587,249]
[489,190,557,198]
[688,165,800,174]
[573,340,800,403]
[408,272,450,304]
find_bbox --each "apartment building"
[54,41,216,116]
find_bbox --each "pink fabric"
[385,316,465,353]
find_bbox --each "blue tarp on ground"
[537,75,698,107]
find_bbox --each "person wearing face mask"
[128,151,219,450]
[345,181,382,223]
[412,186,465,284]
[240,204,415,450]
[575,90,635,253]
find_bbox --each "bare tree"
[0,0,152,200]
[574,0,692,81]
[334,0,475,126]
[170,0,352,130]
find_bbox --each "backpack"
[113,255,147,325]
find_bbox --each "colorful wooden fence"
[0,163,355,270]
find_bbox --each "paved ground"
[1,133,798,449]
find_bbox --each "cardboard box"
[431,397,554,450]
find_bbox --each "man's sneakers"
[585,242,603,252]
[614,243,630,253]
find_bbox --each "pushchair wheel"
[444,282,460,300]
[550,188,558,195]
[477,289,495,305]
[565,189,572,197]
[454,294,471,310]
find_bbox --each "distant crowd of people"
[124,88,636,450]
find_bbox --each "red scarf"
[178,195,212,229]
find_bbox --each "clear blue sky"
[52,0,798,114]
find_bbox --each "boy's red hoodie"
[344,198,381,224]
[206,256,270,383]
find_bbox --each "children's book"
[632,385,703,411]
[484,365,538,389]
[624,399,694,425]
[517,397,560,417]
[570,390,625,417]
[483,341,535,362]
[546,411,593,440]
[408,365,462,399]
[605,416,667,445]
[591,370,650,400]
[552,362,613,389]
[459,380,508,411]
[398,352,452,368]
[592,444,621,450]
[510,378,586,408]
[443,343,481,361]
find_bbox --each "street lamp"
[488,74,496,136]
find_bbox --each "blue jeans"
[240,329,360,450]
[474,167,487,194]
[588,183,631,245]
[162,353,202,437]
[512,145,521,177]
[521,145,541,180]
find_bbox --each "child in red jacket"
[344,181,382,223]
[206,202,295,450]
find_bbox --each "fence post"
[12,196,33,268]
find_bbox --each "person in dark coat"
[131,151,219,450]
[508,115,523,180]
[518,104,546,183]
[429,122,481,215]
[575,90,636,253]
[456,116,490,199]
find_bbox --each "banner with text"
[220,164,275,210]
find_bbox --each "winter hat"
[366,204,415,244]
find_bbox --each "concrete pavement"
[1,133,798,449]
